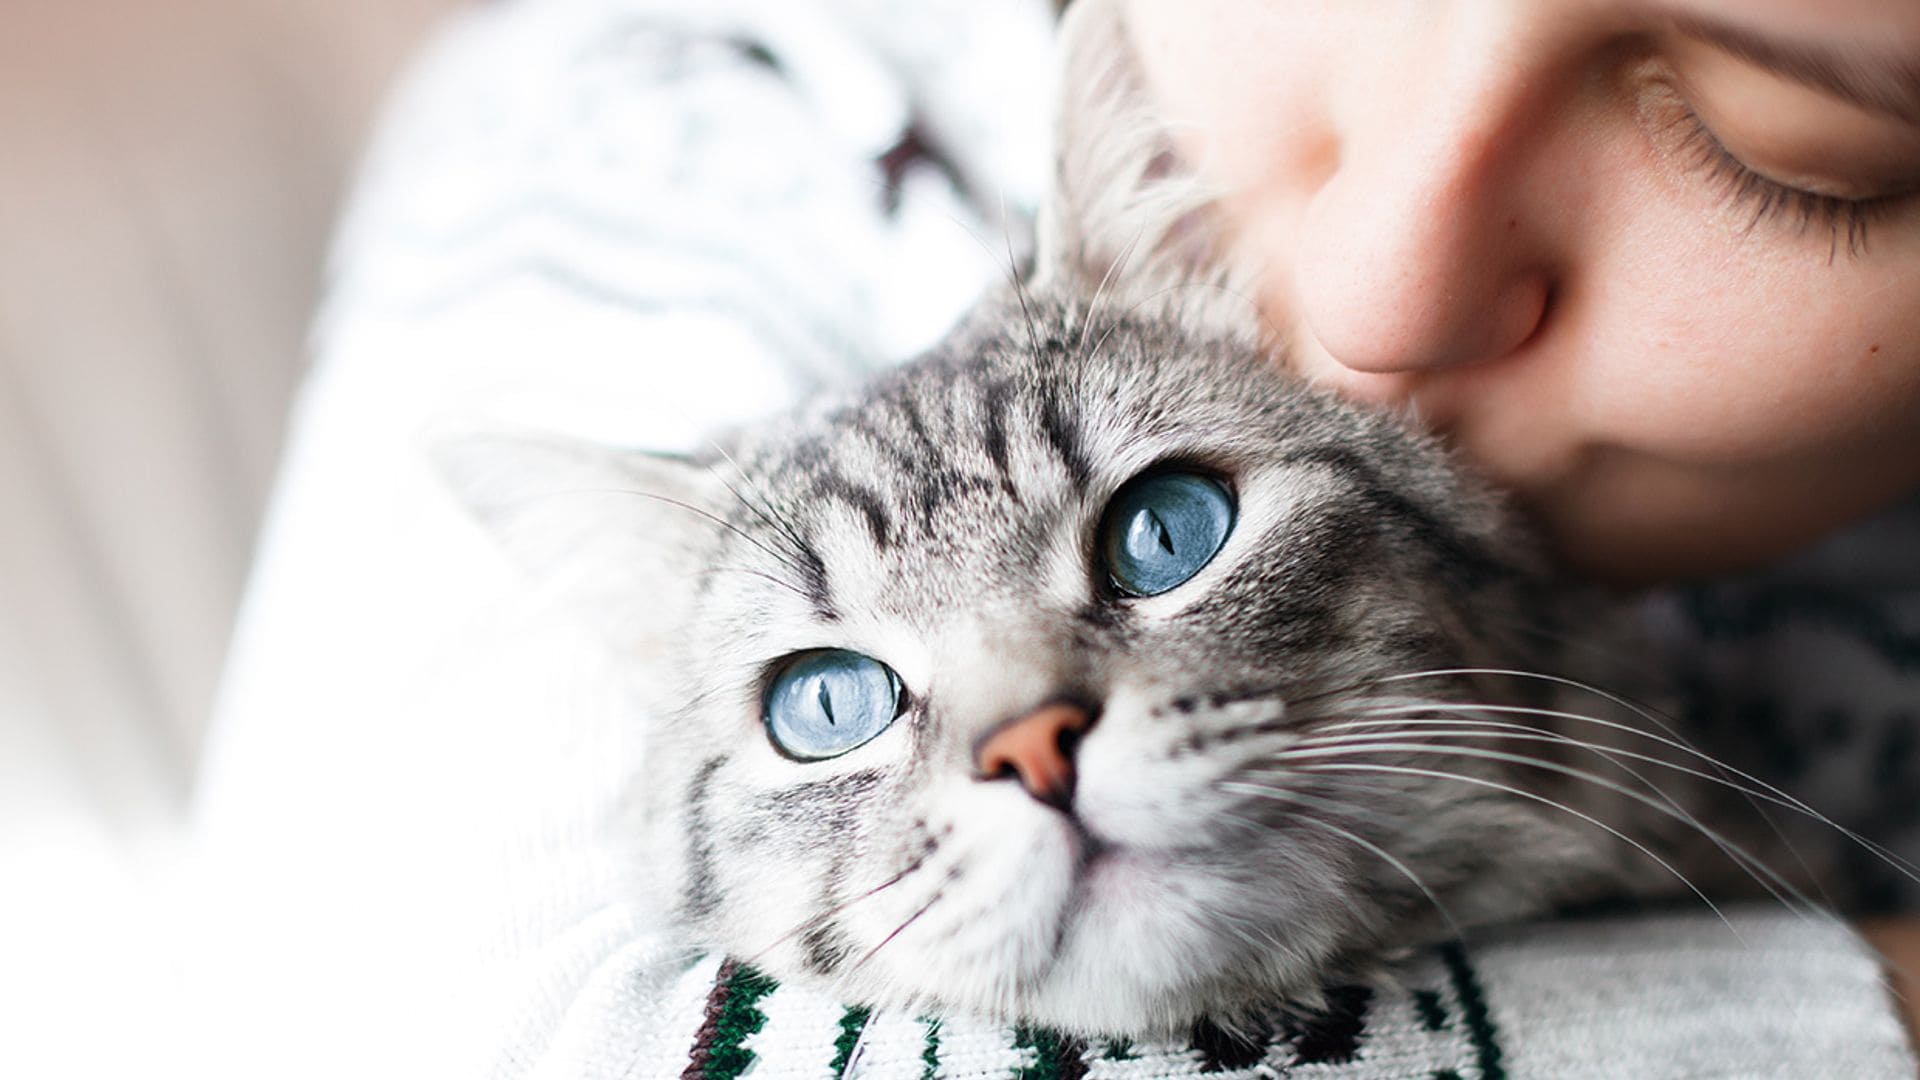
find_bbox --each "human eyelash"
[1671,103,1892,261]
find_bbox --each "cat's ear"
[1031,0,1233,296]
[430,432,732,657]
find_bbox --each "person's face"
[1122,0,1920,584]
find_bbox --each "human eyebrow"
[1667,13,1920,124]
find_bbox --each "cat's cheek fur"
[689,776,1088,1016]
[870,794,1081,1004]
[1073,696,1290,849]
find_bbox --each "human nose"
[1291,23,1558,377]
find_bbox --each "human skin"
[1863,920,1920,1045]
[1122,0,1920,588]
[1121,0,1920,1044]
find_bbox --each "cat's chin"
[987,848,1339,1034]
[824,838,1358,1037]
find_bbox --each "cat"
[436,0,1853,1037]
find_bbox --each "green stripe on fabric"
[920,1018,941,1080]
[1013,1026,1086,1080]
[704,963,779,1080]
[1012,1026,1047,1079]
[1439,943,1505,1080]
[831,1006,873,1075]
[679,959,736,1080]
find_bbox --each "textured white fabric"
[187,0,1918,1076]
[1474,912,1914,1078]
[585,912,1914,1078]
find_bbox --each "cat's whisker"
[576,486,815,591]
[1207,671,1461,717]
[1218,782,1466,940]
[1369,669,1865,913]
[1370,667,1697,745]
[1276,736,1741,865]
[1045,179,1137,370]
[1311,711,1792,811]
[836,1010,877,1080]
[1295,667,1908,905]
[1291,750,1802,929]
[1216,906,1292,956]
[1306,715,1719,798]
[748,848,936,967]
[696,448,817,575]
[1215,770,1406,833]
[707,564,816,602]
[1002,207,1047,365]
[1282,724,1818,915]
[1323,699,1920,889]
[1278,665,1658,722]
[1298,760,1746,938]
[1083,303,1131,371]
[848,885,945,978]
[1075,224,1151,356]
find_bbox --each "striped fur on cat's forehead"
[713,291,1517,634]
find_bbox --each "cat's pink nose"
[973,702,1093,811]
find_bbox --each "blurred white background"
[0,0,460,1070]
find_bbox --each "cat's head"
[440,295,1656,1032]
[436,0,1660,1034]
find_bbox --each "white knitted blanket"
[186,0,1918,1075]
[599,912,1911,1079]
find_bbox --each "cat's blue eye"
[764,650,905,761]
[1101,471,1235,597]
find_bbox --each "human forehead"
[1124,0,1920,42]
[1123,0,1920,155]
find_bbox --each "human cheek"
[1567,171,1920,473]
[1630,295,1920,470]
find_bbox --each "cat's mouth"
[1014,821,1298,1032]
[1052,763,1227,914]
[1074,841,1156,895]
[1068,831,1150,912]
[1063,817,1216,915]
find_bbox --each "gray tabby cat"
[441,0,1840,1037]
